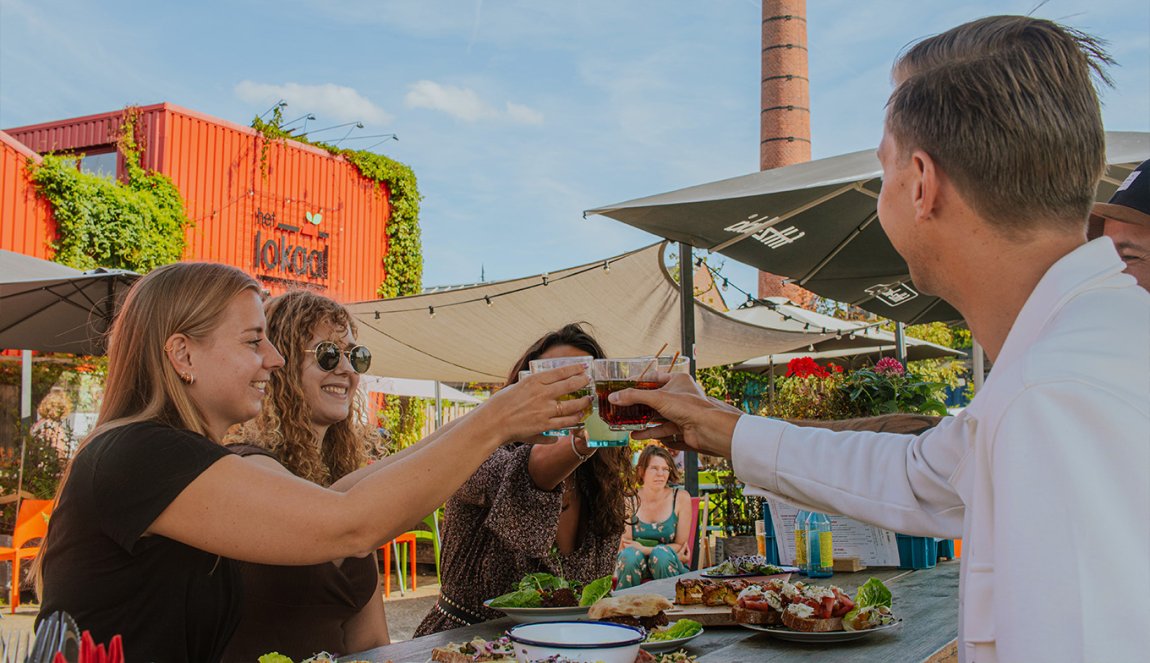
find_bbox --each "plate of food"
[483,572,613,624]
[431,636,700,663]
[700,555,797,579]
[640,619,704,653]
[734,577,900,643]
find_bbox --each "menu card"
[768,500,901,567]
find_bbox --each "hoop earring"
[180,372,196,385]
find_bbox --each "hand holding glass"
[529,356,594,436]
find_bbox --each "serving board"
[666,603,738,626]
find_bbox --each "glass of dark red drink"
[592,357,661,430]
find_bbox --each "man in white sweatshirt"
[613,15,1150,663]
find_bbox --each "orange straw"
[637,343,670,381]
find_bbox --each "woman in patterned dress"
[614,444,692,589]
[416,324,634,635]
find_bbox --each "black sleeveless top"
[219,444,379,662]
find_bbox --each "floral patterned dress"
[614,489,689,589]
[415,444,621,636]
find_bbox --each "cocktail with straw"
[593,356,663,430]
[528,355,594,436]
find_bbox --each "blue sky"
[2,0,1147,297]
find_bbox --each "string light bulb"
[484,295,492,307]
[428,306,436,318]
[808,344,815,352]
[603,260,611,273]
[542,274,549,286]
[374,311,380,320]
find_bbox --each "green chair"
[399,506,443,584]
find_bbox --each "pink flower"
[875,357,905,375]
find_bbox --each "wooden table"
[346,561,959,662]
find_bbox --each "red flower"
[875,357,906,376]
[786,356,831,379]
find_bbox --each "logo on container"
[253,208,330,286]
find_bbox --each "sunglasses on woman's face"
[313,341,372,374]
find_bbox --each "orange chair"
[380,532,417,598]
[1,498,52,613]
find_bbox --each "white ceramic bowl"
[507,621,645,663]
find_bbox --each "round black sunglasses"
[313,341,372,374]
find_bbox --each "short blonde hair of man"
[887,15,1113,232]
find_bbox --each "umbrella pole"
[678,242,701,568]
[895,322,908,364]
[16,350,32,514]
[434,381,443,430]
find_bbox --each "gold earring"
[180,372,195,385]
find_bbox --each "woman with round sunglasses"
[221,290,388,662]
[34,263,592,663]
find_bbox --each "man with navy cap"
[1092,159,1150,289]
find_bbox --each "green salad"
[646,619,703,642]
[488,572,613,608]
[707,555,787,577]
[842,577,897,631]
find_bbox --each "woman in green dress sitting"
[614,445,692,588]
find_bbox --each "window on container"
[78,150,118,179]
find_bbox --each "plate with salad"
[737,577,901,643]
[701,555,797,579]
[483,572,613,623]
[640,619,704,653]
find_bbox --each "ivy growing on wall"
[252,110,423,298]
[29,106,191,273]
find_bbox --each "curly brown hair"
[241,290,382,486]
[505,323,635,541]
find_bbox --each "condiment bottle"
[793,510,810,573]
[806,512,834,578]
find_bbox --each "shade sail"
[0,250,139,354]
[587,131,1150,324]
[358,375,482,404]
[726,298,964,372]
[345,243,844,382]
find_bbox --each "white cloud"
[404,80,543,125]
[234,81,393,127]
[505,101,544,125]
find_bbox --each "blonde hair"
[239,290,381,486]
[36,262,262,591]
[887,15,1112,232]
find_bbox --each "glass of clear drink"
[529,355,594,437]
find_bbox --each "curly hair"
[241,290,382,486]
[505,323,635,541]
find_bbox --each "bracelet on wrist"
[570,436,593,463]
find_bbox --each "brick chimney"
[757,0,814,302]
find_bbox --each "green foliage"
[765,373,857,420]
[379,396,427,451]
[29,107,191,273]
[0,424,66,532]
[251,112,423,298]
[841,366,948,416]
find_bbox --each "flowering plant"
[842,358,948,416]
[768,358,852,419]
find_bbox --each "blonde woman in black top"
[36,263,591,663]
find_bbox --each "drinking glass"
[592,357,661,431]
[584,411,630,448]
[657,355,690,375]
[755,519,768,557]
[529,355,594,437]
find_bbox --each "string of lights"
[366,258,617,318]
[691,255,888,340]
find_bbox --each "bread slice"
[675,578,706,605]
[589,594,674,620]
[781,609,843,632]
[732,605,782,626]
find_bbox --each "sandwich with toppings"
[731,578,790,625]
[779,583,856,632]
[588,594,674,630]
